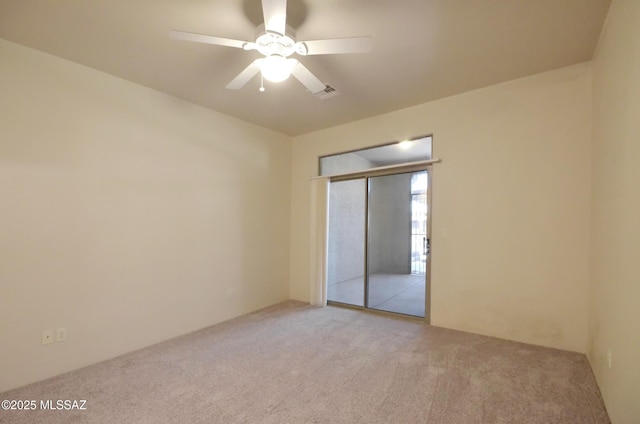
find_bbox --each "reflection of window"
[411,172,428,194]
[410,170,429,275]
[319,136,432,176]
[411,172,428,223]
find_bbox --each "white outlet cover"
[56,328,67,342]
[42,329,54,345]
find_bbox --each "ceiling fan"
[170,0,372,94]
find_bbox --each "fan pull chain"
[259,74,265,92]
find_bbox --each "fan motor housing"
[254,24,306,57]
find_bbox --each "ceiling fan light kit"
[170,0,372,95]
[259,55,298,83]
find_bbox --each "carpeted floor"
[0,301,609,423]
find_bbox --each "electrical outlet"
[56,328,67,342]
[42,330,53,345]
[607,348,612,369]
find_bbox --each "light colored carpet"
[0,301,609,423]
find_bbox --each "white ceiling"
[0,0,611,136]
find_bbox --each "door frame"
[327,164,433,323]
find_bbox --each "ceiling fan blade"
[299,37,372,55]
[170,30,247,49]
[226,60,262,89]
[290,62,326,94]
[262,0,287,35]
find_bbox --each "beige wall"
[589,0,640,422]
[291,63,592,352]
[0,40,291,392]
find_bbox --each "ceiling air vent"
[314,84,341,100]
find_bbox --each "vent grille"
[314,84,341,100]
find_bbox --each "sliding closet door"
[367,171,427,317]
[326,178,366,306]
